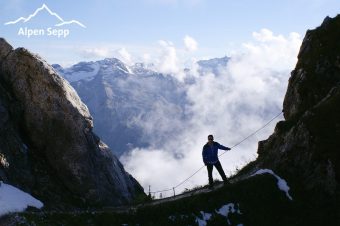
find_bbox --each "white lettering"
[47,28,70,38]
[17,27,44,38]
[18,27,25,36]
[64,29,70,38]
[17,27,70,38]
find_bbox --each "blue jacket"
[202,142,230,164]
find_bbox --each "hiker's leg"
[206,164,213,186]
[214,161,228,182]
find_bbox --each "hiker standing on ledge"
[202,134,231,189]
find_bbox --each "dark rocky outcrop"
[255,15,340,197]
[0,38,145,209]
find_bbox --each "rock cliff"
[256,15,340,197]
[0,38,144,209]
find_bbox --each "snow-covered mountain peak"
[54,55,231,84]
[130,62,157,76]
[54,61,99,82]
[53,58,134,82]
[96,58,131,75]
[99,58,124,66]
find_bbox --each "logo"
[4,4,86,38]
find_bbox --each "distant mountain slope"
[54,59,189,156]
[0,38,145,209]
[53,57,230,156]
[197,56,230,74]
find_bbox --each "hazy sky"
[0,0,339,65]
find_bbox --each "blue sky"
[0,0,339,65]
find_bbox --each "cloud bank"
[77,46,135,65]
[120,29,302,197]
[184,35,198,51]
[117,47,133,65]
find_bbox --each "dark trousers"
[206,160,228,185]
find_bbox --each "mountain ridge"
[53,57,188,156]
[53,56,229,156]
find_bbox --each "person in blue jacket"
[202,134,231,188]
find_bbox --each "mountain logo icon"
[4,3,86,28]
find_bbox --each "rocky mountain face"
[0,38,145,209]
[53,59,188,156]
[196,56,230,74]
[255,15,340,198]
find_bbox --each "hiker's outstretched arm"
[217,143,231,151]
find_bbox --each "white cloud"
[77,46,136,65]
[184,35,198,51]
[78,47,112,59]
[243,29,301,70]
[117,47,133,65]
[121,29,302,197]
[142,53,152,64]
[154,40,186,81]
[252,29,285,42]
[151,39,201,80]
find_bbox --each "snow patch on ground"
[0,181,43,216]
[251,169,293,200]
[216,203,242,225]
[200,211,212,221]
[195,202,242,226]
[196,211,212,226]
[196,217,207,226]
[216,203,241,217]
